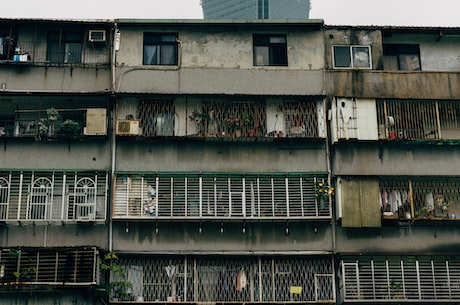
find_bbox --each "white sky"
[0,0,459,27]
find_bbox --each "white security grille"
[0,175,11,220]
[113,255,334,303]
[113,173,331,220]
[341,255,460,302]
[0,171,108,222]
[0,247,98,286]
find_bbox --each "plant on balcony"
[242,111,255,137]
[315,178,334,209]
[31,107,60,140]
[100,251,133,301]
[226,115,240,137]
[189,110,209,136]
[60,119,81,137]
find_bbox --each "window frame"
[253,34,288,67]
[143,32,179,66]
[332,45,372,69]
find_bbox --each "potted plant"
[99,251,133,301]
[226,115,240,137]
[60,119,81,137]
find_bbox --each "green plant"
[60,119,81,136]
[315,178,334,202]
[100,251,133,300]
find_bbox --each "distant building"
[201,0,310,19]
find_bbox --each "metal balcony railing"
[0,38,110,67]
[341,255,460,302]
[377,99,460,141]
[0,247,99,287]
[116,98,324,139]
[379,177,460,221]
[113,173,332,220]
[0,171,108,222]
[112,255,335,303]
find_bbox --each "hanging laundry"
[236,269,247,291]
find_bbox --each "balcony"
[111,255,335,303]
[113,173,332,221]
[380,177,460,221]
[0,37,110,68]
[341,255,460,302]
[116,97,326,141]
[0,247,99,288]
[0,96,108,140]
[0,171,108,223]
[377,99,460,142]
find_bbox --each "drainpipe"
[108,23,120,252]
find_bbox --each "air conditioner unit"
[88,30,106,43]
[116,120,141,136]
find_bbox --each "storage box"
[13,54,28,62]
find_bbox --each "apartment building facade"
[326,25,460,303]
[0,17,460,305]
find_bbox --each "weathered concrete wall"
[0,66,111,93]
[0,140,112,170]
[383,33,460,72]
[115,141,327,173]
[115,25,325,95]
[112,221,333,253]
[0,224,108,249]
[325,28,383,70]
[326,70,460,99]
[332,143,460,176]
[336,224,460,254]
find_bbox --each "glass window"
[253,34,288,66]
[143,33,178,65]
[333,45,372,69]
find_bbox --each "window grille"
[341,255,460,301]
[380,177,460,220]
[138,99,175,136]
[0,171,108,222]
[113,255,334,303]
[118,97,323,139]
[377,100,460,140]
[113,173,331,220]
[282,100,319,138]
[0,247,98,286]
[0,175,10,220]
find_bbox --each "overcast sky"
[0,0,458,27]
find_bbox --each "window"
[0,176,10,220]
[332,45,371,69]
[143,33,178,65]
[383,44,421,71]
[47,31,82,64]
[253,34,288,66]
